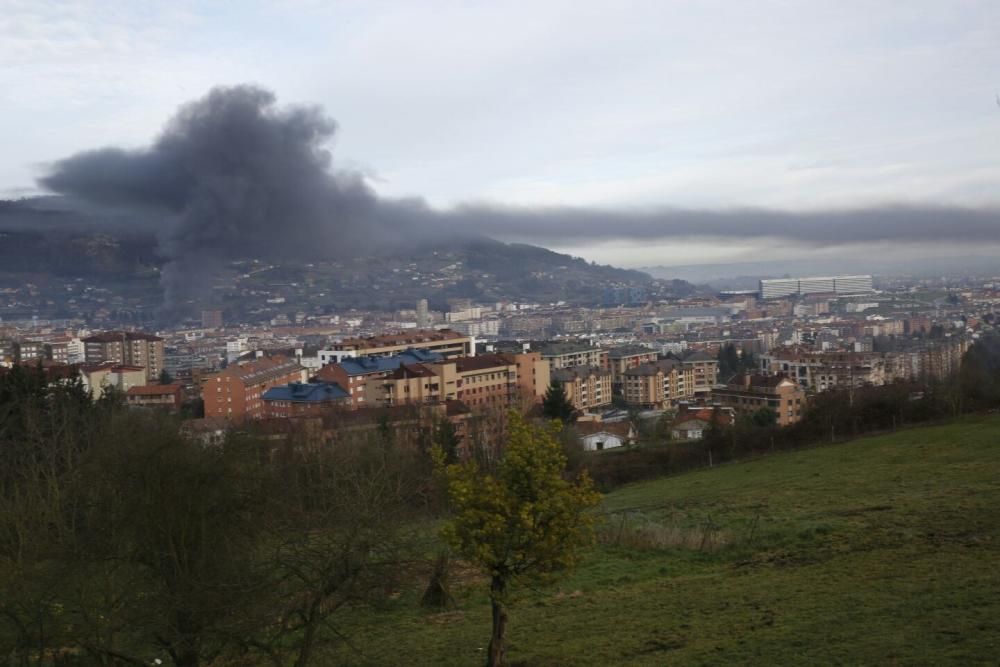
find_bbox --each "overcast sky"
[3,1,1000,267]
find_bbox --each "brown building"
[681,350,720,397]
[607,345,659,393]
[366,353,527,411]
[261,382,350,418]
[201,309,224,330]
[82,331,165,381]
[550,365,612,412]
[623,359,695,409]
[508,351,550,406]
[367,363,445,407]
[314,349,444,409]
[711,374,806,426]
[202,356,306,423]
[538,341,609,371]
[126,383,184,412]
[330,329,473,359]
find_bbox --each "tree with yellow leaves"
[437,412,601,667]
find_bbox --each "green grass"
[330,415,1000,665]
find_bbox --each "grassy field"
[330,415,1000,665]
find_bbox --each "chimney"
[255,350,264,359]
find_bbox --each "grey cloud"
[447,204,1000,246]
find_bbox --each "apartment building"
[366,353,534,411]
[202,356,306,423]
[126,383,183,412]
[711,374,806,426]
[550,365,612,412]
[607,345,659,393]
[262,382,350,418]
[330,329,473,359]
[314,348,443,409]
[538,341,609,370]
[80,364,148,399]
[622,359,695,409]
[509,351,550,406]
[82,331,165,381]
[681,350,720,397]
[760,348,885,391]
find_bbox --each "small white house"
[581,431,625,452]
[577,422,636,452]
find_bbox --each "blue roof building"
[262,381,350,416]
[337,348,443,377]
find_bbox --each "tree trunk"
[487,576,508,667]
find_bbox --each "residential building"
[760,348,885,391]
[416,299,430,328]
[538,341,609,370]
[550,365,612,412]
[126,383,184,412]
[366,353,523,411]
[681,350,720,397]
[623,359,695,409]
[607,345,659,393]
[330,329,473,359]
[80,364,148,399]
[711,374,806,426]
[670,404,736,440]
[202,356,306,423]
[314,348,443,409]
[82,331,165,381]
[576,421,636,452]
[508,351,550,406]
[201,309,223,329]
[262,382,350,418]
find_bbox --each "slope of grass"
[330,415,1000,665]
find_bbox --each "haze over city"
[4,1,1000,268]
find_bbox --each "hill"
[0,198,698,317]
[328,416,1000,665]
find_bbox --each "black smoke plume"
[39,85,436,312]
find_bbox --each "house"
[670,404,736,440]
[576,421,636,452]
[126,383,183,412]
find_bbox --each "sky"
[3,0,1000,268]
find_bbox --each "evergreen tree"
[542,380,576,423]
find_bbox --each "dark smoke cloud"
[39,85,435,310]
[35,85,1000,311]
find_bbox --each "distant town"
[1,269,991,451]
